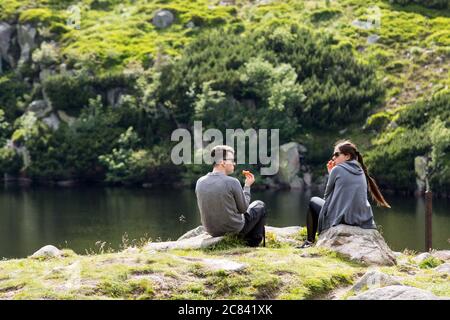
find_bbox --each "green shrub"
[0,147,22,175]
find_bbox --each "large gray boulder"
[349,285,444,300]
[316,225,397,266]
[152,10,175,29]
[351,270,401,292]
[31,245,62,258]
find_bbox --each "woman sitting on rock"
[299,140,391,248]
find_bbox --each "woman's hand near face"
[327,160,336,174]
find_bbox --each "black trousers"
[306,196,325,242]
[239,200,267,247]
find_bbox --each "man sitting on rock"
[195,145,267,247]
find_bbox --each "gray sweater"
[318,160,376,233]
[195,172,251,236]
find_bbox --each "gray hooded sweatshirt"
[318,159,376,233]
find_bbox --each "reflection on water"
[0,185,449,258]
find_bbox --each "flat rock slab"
[316,225,397,266]
[351,270,402,292]
[349,285,445,300]
[146,233,224,251]
[166,225,303,250]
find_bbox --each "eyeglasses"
[331,152,341,159]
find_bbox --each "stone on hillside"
[31,245,62,258]
[107,88,125,108]
[0,22,14,72]
[152,10,175,29]
[435,263,450,274]
[367,34,380,44]
[351,270,401,292]
[42,113,60,130]
[349,285,444,300]
[219,0,236,5]
[316,225,397,266]
[17,24,37,66]
[28,100,52,118]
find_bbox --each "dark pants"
[239,200,267,247]
[306,196,325,242]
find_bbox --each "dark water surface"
[1,185,449,258]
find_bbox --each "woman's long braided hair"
[335,140,391,208]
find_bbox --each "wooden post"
[425,190,432,252]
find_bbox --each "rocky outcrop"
[31,245,62,258]
[152,10,175,29]
[274,142,308,189]
[0,22,15,73]
[316,225,397,266]
[349,285,445,300]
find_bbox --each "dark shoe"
[296,240,313,249]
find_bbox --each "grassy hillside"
[0,0,449,192]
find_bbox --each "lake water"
[1,185,449,258]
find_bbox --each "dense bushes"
[159,26,384,140]
[25,97,123,181]
[0,73,29,121]
[366,91,450,192]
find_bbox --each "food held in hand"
[242,170,251,176]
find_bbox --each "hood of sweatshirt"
[337,159,364,175]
